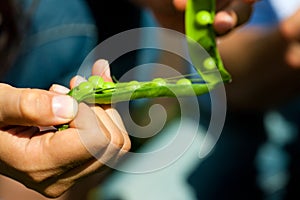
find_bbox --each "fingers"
[53,103,130,168]
[49,59,128,165]
[68,59,112,89]
[32,103,110,171]
[89,106,131,168]
[46,99,129,181]
[99,107,131,152]
[69,75,87,89]
[90,106,131,153]
[214,0,253,35]
[90,59,130,153]
[0,83,78,127]
[214,11,237,35]
[49,84,70,94]
[54,58,126,165]
[229,0,254,25]
[0,102,129,197]
[91,59,113,82]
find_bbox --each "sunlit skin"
[0,0,260,198]
[0,60,130,198]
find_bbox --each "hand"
[132,0,257,34]
[0,60,130,198]
[214,0,257,34]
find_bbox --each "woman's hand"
[214,0,257,34]
[0,60,130,198]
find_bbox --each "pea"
[78,81,94,94]
[88,75,104,89]
[198,36,214,50]
[203,57,216,70]
[195,11,213,26]
[102,81,116,93]
[70,81,94,100]
[126,80,140,90]
[152,78,167,86]
[176,78,192,85]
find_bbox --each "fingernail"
[96,59,111,80]
[51,84,70,94]
[96,59,109,68]
[100,60,111,77]
[214,12,235,34]
[52,95,78,120]
[103,67,111,81]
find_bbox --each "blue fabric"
[2,0,98,89]
[247,0,279,26]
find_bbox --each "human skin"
[0,60,130,198]
[218,9,300,110]
[132,0,257,34]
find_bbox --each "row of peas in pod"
[69,75,194,102]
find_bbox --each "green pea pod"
[56,78,214,130]
[56,0,232,130]
[185,0,231,83]
[74,81,214,104]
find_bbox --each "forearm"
[219,26,300,111]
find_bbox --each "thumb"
[0,83,78,127]
[214,1,253,35]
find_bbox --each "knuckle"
[29,176,46,185]
[110,133,125,149]
[28,176,71,198]
[42,185,68,198]
[19,89,50,123]
[122,134,131,152]
[122,141,131,152]
[26,170,52,184]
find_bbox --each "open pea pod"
[56,0,231,130]
[68,76,215,104]
[68,0,231,105]
[185,0,231,83]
